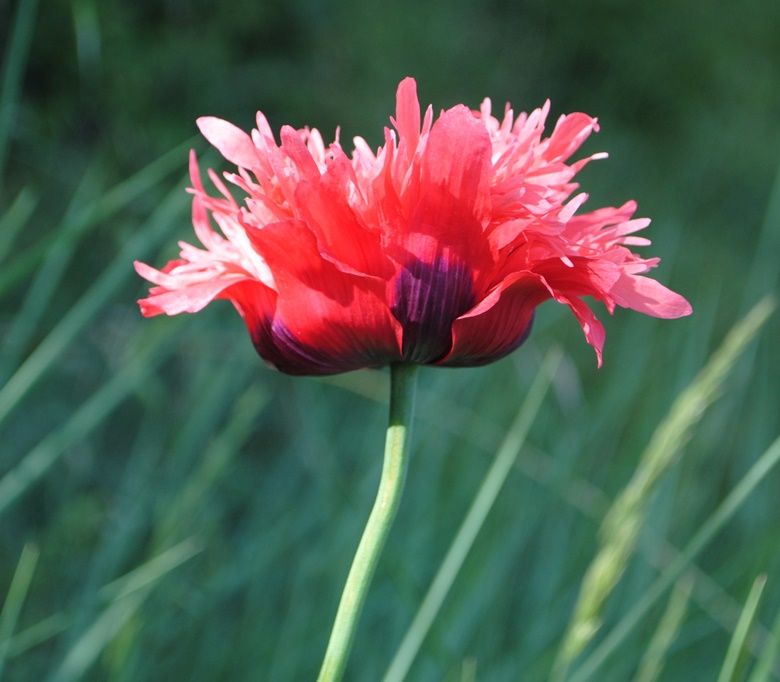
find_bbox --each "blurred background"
[1,0,779,680]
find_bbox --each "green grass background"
[1,0,779,680]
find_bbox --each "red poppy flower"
[135,78,691,375]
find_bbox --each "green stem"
[317,363,418,682]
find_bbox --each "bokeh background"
[1,0,779,680]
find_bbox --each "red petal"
[407,105,493,260]
[391,251,477,364]
[444,256,617,367]
[442,272,550,366]
[244,219,402,373]
[532,257,621,304]
[292,157,392,278]
[559,293,606,366]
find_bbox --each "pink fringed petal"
[134,261,256,317]
[392,77,422,167]
[609,272,693,318]
[196,117,260,169]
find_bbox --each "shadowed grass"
[0,188,37,265]
[0,0,38,185]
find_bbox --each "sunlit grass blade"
[0,0,38,185]
[0,543,39,681]
[61,137,197,233]
[47,537,202,682]
[0,187,37,264]
[717,574,767,682]
[569,430,780,682]
[553,296,776,681]
[0,319,186,517]
[381,348,562,682]
[1,538,202,664]
[632,578,692,682]
[747,604,780,682]
[459,658,478,682]
[0,181,187,431]
[97,537,204,603]
[0,164,108,382]
[0,139,194,298]
[47,591,146,682]
[729,157,780,429]
[0,614,69,661]
[69,345,254,626]
[742,157,780,313]
[153,381,271,546]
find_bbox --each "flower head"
[135,78,691,375]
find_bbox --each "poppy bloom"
[135,78,691,375]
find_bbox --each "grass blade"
[153,381,271,546]
[0,543,39,681]
[48,591,147,682]
[747,604,780,682]
[0,165,106,383]
[97,538,204,603]
[0,319,186,517]
[554,296,776,681]
[742,157,780,313]
[569,430,780,682]
[48,538,202,682]
[0,0,39,186]
[632,578,692,682]
[718,575,768,682]
[0,139,194,298]
[2,539,202,663]
[0,182,187,431]
[0,187,37,263]
[0,614,69,661]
